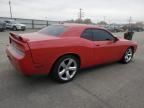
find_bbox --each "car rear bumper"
[6,45,45,76]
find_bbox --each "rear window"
[38,25,67,36]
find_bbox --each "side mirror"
[114,37,119,42]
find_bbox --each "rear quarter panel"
[28,37,94,74]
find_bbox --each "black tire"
[0,28,4,32]
[12,26,17,31]
[121,47,134,64]
[21,29,25,31]
[51,55,80,83]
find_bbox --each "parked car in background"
[6,24,137,83]
[105,24,124,32]
[0,20,6,32]
[4,20,26,31]
[130,26,144,32]
[122,24,144,32]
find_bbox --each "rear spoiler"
[9,32,29,43]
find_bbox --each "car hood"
[117,37,137,45]
[20,32,59,42]
[117,37,128,41]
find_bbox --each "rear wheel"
[121,47,134,64]
[51,55,79,83]
[0,29,3,32]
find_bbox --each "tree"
[83,19,92,24]
[66,18,94,24]
[66,19,75,23]
[75,18,83,23]
[97,21,107,25]
[135,22,144,28]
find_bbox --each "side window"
[92,29,114,41]
[81,29,93,41]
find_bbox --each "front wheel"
[51,55,79,83]
[12,26,17,31]
[21,28,26,31]
[121,48,134,64]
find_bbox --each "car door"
[92,29,120,64]
[80,29,98,67]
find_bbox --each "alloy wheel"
[124,48,133,63]
[58,58,77,81]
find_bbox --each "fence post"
[32,20,34,29]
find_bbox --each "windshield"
[38,25,67,36]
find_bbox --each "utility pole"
[103,16,106,22]
[129,16,132,25]
[103,16,106,25]
[79,8,84,20]
[79,8,82,20]
[129,16,132,30]
[9,0,13,19]
[78,8,84,23]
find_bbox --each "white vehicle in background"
[0,20,6,32]
[4,20,26,31]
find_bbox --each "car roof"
[53,23,109,37]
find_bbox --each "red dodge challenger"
[6,24,137,82]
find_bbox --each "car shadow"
[79,62,119,72]
[23,62,120,84]
[18,59,136,86]
[21,74,55,85]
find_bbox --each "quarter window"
[38,25,67,36]
[81,29,93,41]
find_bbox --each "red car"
[6,24,137,82]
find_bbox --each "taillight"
[13,46,25,56]
[11,40,25,52]
[9,32,29,56]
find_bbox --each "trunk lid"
[19,32,59,42]
[9,32,60,64]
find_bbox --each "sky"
[0,0,144,23]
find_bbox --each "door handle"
[95,44,100,46]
